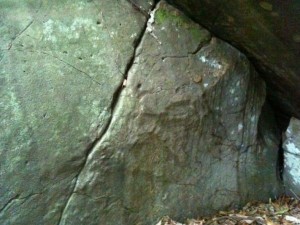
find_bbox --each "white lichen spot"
[285,153,300,186]
[199,56,222,69]
[250,116,255,122]
[147,7,156,33]
[236,81,240,87]
[230,89,235,94]
[58,24,70,33]
[74,32,80,39]
[286,141,300,155]
[130,33,137,38]
[43,19,57,42]
[200,56,207,63]
[238,123,243,131]
[234,97,239,101]
[203,83,208,88]
[44,18,98,41]
[70,18,97,33]
[147,7,161,45]
[110,31,116,38]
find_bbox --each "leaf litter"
[156,196,300,225]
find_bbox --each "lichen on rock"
[0,0,284,225]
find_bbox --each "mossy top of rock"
[154,3,210,40]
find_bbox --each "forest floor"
[156,196,300,225]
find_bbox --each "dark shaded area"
[277,137,284,182]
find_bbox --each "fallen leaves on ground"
[156,196,300,225]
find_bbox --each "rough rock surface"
[0,0,154,224]
[60,2,281,225]
[0,0,282,225]
[283,118,300,197]
[166,0,300,121]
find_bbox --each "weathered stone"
[59,2,281,224]
[0,0,153,224]
[0,0,283,225]
[166,0,300,121]
[283,118,300,197]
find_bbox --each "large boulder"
[166,0,300,121]
[283,118,300,197]
[60,2,281,224]
[0,0,282,224]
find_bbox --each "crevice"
[235,67,252,202]
[5,0,42,50]
[0,193,41,215]
[0,194,20,214]
[110,2,159,111]
[189,34,212,54]
[126,0,150,17]
[56,2,160,224]
[161,55,188,60]
[277,136,284,183]
[284,150,300,157]
[55,177,77,225]
[7,20,34,50]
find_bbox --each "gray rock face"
[60,2,281,225]
[0,0,282,225]
[283,118,300,197]
[166,0,300,121]
[0,0,153,224]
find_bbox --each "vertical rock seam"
[277,137,284,182]
[56,1,161,224]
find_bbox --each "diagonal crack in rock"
[56,1,161,224]
[0,193,42,215]
[7,20,34,50]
